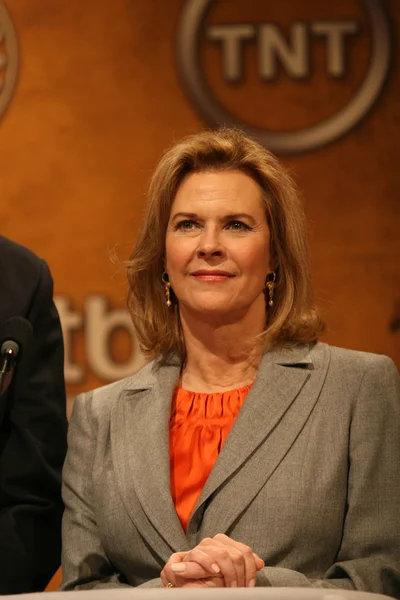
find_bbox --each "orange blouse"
[169,384,252,531]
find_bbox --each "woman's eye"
[176,220,197,230]
[227,220,250,231]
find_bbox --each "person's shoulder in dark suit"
[0,235,67,594]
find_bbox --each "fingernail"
[211,563,220,574]
[171,563,186,573]
[249,579,256,587]
[231,581,237,588]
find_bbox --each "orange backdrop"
[0,0,399,416]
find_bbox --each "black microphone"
[0,317,33,396]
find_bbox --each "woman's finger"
[195,539,239,588]
[213,533,260,587]
[160,570,168,588]
[210,537,246,587]
[163,550,222,583]
[169,560,221,580]
[171,547,221,578]
[161,551,187,587]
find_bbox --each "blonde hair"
[127,127,324,360]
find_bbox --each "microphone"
[0,317,33,396]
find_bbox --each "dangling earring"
[161,271,172,308]
[266,272,276,307]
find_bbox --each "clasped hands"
[161,533,264,588]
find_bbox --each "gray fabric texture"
[60,343,400,597]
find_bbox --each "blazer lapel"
[187,343,330,539]
[111,358,189,560]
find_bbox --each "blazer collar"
[187,342,330,539]
[122,344,317,392]
[111,343,328,555]
[111,355,187,561]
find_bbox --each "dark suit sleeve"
[0,260,68,594]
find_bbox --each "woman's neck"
[179,308,265,393]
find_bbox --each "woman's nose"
[196,227,223,257]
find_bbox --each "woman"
[61,128,400,595]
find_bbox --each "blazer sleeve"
[61,394,162,590]
[256,354,400,597]
[0,260,68,594]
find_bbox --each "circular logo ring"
[0,2,18,121]
[176,0,391,154]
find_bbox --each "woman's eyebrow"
[223,213,256,222]
[171,212,256,222]
[170,212,198,221]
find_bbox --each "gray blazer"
[61,343,400,596]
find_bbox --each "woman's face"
[165,169,272,322]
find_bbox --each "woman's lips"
[190,271,234,281]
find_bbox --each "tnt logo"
[176,0,391,154]
[0,2,18,121]
[207,21,360,82]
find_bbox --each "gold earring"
[161,271,172,308]
[266,272,276,307]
